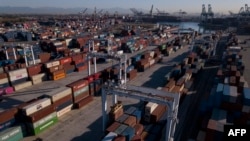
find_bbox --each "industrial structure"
[200,4,214,24]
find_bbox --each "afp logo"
[224,125,250,141]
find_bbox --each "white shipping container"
[65,39,72,46]
[57,104,73,118]
[13,81,32,91]
[149,51,155,57]
[101,132,117,141]
[28,59,41,66]
[8,68,27,76]
[32,79,43,85]
[9,72,28,82]
[54,42,63,46]
[145,102,158,114]
[70,48,81,53]
[0,78,8,84]
[31,73,47,81]
[45,61,60,68]
[22,98,51,116]
[149,59,155,66]
[45,87,72,102]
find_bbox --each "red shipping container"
[25,104,56,122]
[53,94,72,106]
[0,73,7,79]
[134,124,144,135]
[27,64,43,77]
[67,79,89,92]
[94,72,101,80]
[74,91,90,103]
[71,54,83,62]
[75,96,93,109]
[76,65,87,72]
[106,122,121,132]
[59,57,72,65]
[84,76,94,83]
[0,108,18,123]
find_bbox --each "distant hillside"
[0,6,132,14]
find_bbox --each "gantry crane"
[87,40,180,141]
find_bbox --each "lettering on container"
[15,74,23,79]
[1,128,20,140]
[36,104,43,110]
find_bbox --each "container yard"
[1,2,250,141]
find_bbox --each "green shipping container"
[0,126,23,141]
[27,112,57,129]
[32,116,58,135]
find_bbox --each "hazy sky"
[0,0,248,13]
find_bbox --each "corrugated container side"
[25,104,56,123]
[0,126,23,141]
[45,87,72,102]
[56,104,73,117]
[31,116,58,135]
[114,124,128,135]
[106,122,121,133]
[13,81,32,91]
[27,112,57,128]
[22,98,52,116]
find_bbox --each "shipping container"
[121,126,135,141]
[67,79,89,92]
[124,107,137,115]
[0,118,15,132]
[74,96,93,109]
[116,114,129,123]
[101,132,117,141]
[106,122,121,133]
[27,112,57,129]
[145,102,158,115]
[9,73,28,82]
[22,98,51,116]
[0,78,8,85]
[13,81,32,91]
[57,104,73,118]
[27,64,43,77]
[44,87,72,103]
[0,126,23,141]
[114,124,128,135]
[7,68,27,76]
[25,104,56,123]
[29,116,58,135]
[45,60,60,68]
[52,73,66,81]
